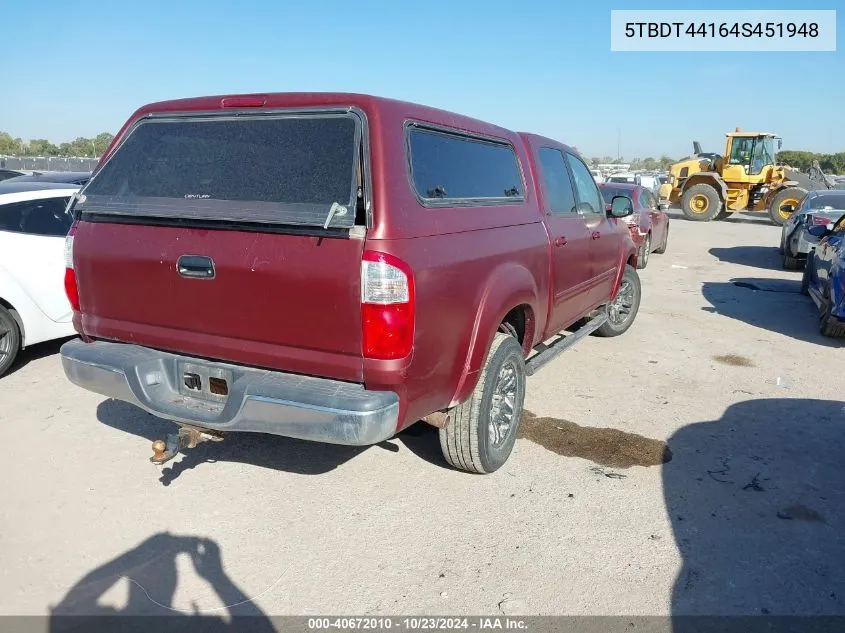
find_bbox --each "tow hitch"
[151,425,225,466]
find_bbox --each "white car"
[590,168,605,184]
[0,182,79,376]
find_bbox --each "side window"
[642,190,656,210]
[536,148,576,214]
[0,198,72,236]
[20,198,73,236]
[0,201,26,232]
[566,154,604,215]
[407,127,524,204]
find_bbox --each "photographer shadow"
[49,533,278,633]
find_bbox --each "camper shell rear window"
[77,111,362,228]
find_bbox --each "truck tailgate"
[69,109,368,382]
[74,221,364,381]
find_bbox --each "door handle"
[592,231,601,240]
[555,236,568,247]
[177,255,215,279]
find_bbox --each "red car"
[599,183,669,269]
[60,92,640,474]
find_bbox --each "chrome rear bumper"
[60,339,400,446]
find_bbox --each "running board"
[524,314,607,376]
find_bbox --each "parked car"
[599,183,669,269]
[801,214,845,338]
[607,172,640,185]
[780,190,845,270]
[3,171,92,186]
[0,182,80,376]
[590,168,605,184]
[60,92,641,474]
[637,173,660,195]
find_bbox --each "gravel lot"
[2,210,843,622]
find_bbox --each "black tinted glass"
[409,129,523,202]
[810,194,845,210]
[0,197,72,236]
[80,115,359,227]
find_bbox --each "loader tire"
[681,184,722,221]
[768,187,806,226]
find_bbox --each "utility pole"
[617,127,621,163]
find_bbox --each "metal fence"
[0,156,100,172]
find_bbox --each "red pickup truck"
[61,93,640,474]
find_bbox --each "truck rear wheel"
[439,332,526,474]
[768,187,806,226]
[595,265,641,337]
[681,184,722,221]
[0,306,21,377]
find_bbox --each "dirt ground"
[1,209,843,623]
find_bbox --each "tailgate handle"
[178,255,215,279]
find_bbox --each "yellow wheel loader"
[660,129,808,226]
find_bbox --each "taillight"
[64,222,80,312]
[361,251,414,360]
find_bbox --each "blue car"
[802,215,845,338]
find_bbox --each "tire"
[0,306,21,377]
[654,226,668,254]
[819,288,845,338]
[801,256,813,296]
[439,332,526,474]
[782,245,802,270]
[595,265,641,337]
[636,233,651,269]
[681,184,722,221]
[768,187,807,226]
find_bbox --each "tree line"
[0,131,115,158]
[2,128,840,173]
[775,150,845,174]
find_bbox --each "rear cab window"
[406,125,524,206]
[75,112,365,229]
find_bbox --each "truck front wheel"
[439,332,526,474]
[681,184,722,221]
[595,265,641,337]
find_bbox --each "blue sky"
[2,0,842,159]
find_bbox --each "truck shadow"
[666,398,845,624]
[709,246,785,271]
[701,278,843,348]
[96,399,397,484]
[48,532,278,632]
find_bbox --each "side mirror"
[609,195,634,218]
[808,223,832,238]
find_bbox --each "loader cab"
[724,132,780,179]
